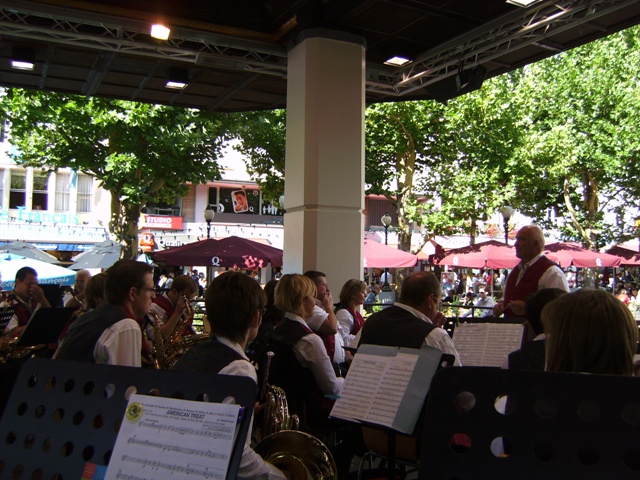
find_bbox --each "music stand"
[419,367,640,480]
[0,306,15,334]
[14,307,76,346]
[0,358,256,480]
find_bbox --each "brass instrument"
[259,351,299,441]
[150,297,209,370]
[255,431,338,480]
[0,336,45,363]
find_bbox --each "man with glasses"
[172,271,286,480]
[54,260,155,367]
[358,271,461,365]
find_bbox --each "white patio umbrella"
[0,241,60,264]
[0,257,76,289]
[70,240,122,270]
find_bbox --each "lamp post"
[381,212,392,291]
[499,206,515,245]
[204,204,216,239]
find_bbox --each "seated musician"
[359,271,461,364]
[267,274,344,430]
[144,274,198,340]
[64,269,91,310]
[0,267,51,338]
[171,271,286,480]
[54,260,155,367]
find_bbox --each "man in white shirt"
[54,260,154,367]
[172,271,286,480]
[359,271,461,365]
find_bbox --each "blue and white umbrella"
[0,257,76,289]
[0,241,60,264]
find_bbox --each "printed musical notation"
[330,345,442,434]
[453,322,524,367]
[105,394,241,480]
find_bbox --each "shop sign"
[140,214,183,230]
[0,206,79,225]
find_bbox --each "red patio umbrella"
[544,242,622,268]
[363,239,417,268]
[605,245,640,266]
[431,240,519,269]
[154,236,283,268]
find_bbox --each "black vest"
[172,338,246,374]
[267,319,331,429]
[359,305,436,349]
[55,303,131,363]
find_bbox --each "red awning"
[363,239,417,268]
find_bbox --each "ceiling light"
[384,56,411,67]
[506,0,543,7]
[11,47,35,71]
[151,24,171,40]
[165,67,189,89]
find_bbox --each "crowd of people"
[1,223,639,478]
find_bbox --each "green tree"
[229,110,286,204]
[513,26,640,248]
[0,88,230,257]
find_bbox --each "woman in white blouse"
[335,279,367,349]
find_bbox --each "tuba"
[258,351,299,441]
[255,430,338,480]
[255,351,337,480]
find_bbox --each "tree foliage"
[513,26,640,248]
[0,89,230,257]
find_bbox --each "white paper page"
[454,323,524,367]
[330,351,418,429]
[105,394,241,480]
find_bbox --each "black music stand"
[0,358,256,480]
[14,307,76,346]
[0,306,15,333]
[419,367,640,480]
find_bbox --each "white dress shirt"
[394,303,462,366]
[284,312,344,395]
[215,336,286,480]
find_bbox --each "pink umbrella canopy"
[605,245,640,266]
[431,240,519,269]
[544,242,622,268]
[154,236,283,268]
[363,239,417,268]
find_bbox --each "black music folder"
[0,306,15,334]
[15,307,76,346]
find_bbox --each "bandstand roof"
[1,0,639,111]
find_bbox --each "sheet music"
[330,345,441,433]
[453,323,524,367]
[105,394,241,480]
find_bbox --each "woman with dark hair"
[335,279,367,348]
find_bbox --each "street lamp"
[500,206,515,245]
[204,204,216,239]
[381,212,392,291]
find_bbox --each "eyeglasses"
[137,287,156,294]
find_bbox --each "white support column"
[283,31,365,289]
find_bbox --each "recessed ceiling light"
[165,80,187,89]
[11,47,35,71]
[11,60,34,71]
[384,56,411,67]
[165,67,189,89]
[151,24,171,40]
[506,0,543,7]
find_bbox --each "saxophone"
[161,295,209,369]
[148,311,166,370]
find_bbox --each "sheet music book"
[15,307,76,346]
[329,344,443,434]
[106,394,242,480]
[453,322,525,367]
[0,306,15,333]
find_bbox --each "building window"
[55,173,70,211]
[32,171,50,210]
[9,170,26,208]
[77,174,93,213]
